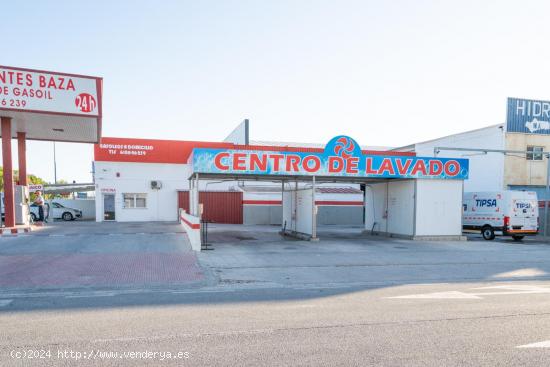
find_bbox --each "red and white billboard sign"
[94,137,234,164]
[0,66,100,117]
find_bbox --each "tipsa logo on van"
[476,199,497,207]
[516,202,532,209]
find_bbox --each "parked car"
[30,202,83,221]
[463,191,539,241]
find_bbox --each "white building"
[93,122,468,241]
[94,160,189,222]
[394,124,506,192]
[93,137,365,224]
[394,97,550,201]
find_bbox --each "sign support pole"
[312,176,317,240]
[195,173,200,219]
[545,154,550,237]
[281,180,285,232]
[1,117,15,228]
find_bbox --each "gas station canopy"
[0,65,102,143]
[0,65,103,228]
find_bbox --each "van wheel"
[481,226,495,240]
[62,212,73,221]
[512,235,524,241]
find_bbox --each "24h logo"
[75,93,97,113]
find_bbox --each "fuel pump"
[14,185,29,225]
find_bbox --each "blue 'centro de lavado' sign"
[191,136,469,180]
[507,97,550,134]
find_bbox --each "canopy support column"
[2,117,15,227]
[281,180,285,232]
[311,176,317,240]
[195,173,200,218]
[17,132,27,186]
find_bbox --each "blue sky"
[1,0,549,182]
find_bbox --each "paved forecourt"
[0,221,204,290]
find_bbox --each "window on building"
[123,193,147,208]
[526,146,544,161]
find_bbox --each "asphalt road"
[1,223,550,366]
[1,281,550,366]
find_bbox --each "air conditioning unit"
[150,180,162,190]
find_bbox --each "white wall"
[387,180,415,236]
[413,125,505,192]
[223,119,248,144]
[415,179,463,236]
[365,179,463,238]
[282,190,294,231]
[54,199,96,219]
[295,188,314,236]
[94,161,188,222]
[281,188,314,236]
[179,209,202,251]
[364,182,388,233]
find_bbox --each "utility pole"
[53,142,57,184]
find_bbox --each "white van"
[463,191,539,241]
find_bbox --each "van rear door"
[510,195,538,231]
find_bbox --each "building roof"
[391,124,504,152]
[250,140,392,151]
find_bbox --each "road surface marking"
[388,285,550,299]
[516,340,550,348]
[472,285,550,291]
[0,299,13,307]
[492,268,547,278]
[389,291,481,299]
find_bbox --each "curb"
[0,228,31,236]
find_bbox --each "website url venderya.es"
[10,349,190,361]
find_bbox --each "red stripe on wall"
[315,201,364,206]
[96,137,417,164]
[243,200,282,205]
[181,216,201,230]
[242,200,363,206]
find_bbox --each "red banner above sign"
[94,137,233,164]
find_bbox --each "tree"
[0,167,51,199]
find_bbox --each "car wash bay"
[180,136,469,249]
[186,175,465,242]
[177,186,365,226]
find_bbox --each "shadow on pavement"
[1,222,550,312]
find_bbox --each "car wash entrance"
[182,135,469,249]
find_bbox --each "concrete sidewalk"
[0,221,204,291]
